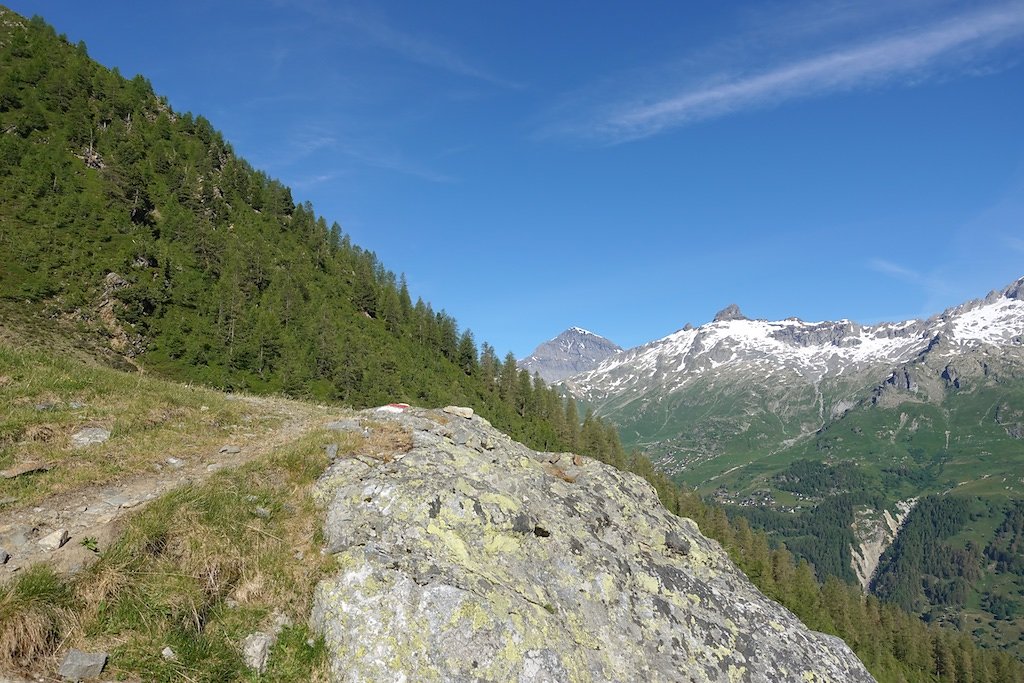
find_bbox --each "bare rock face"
[712,303,747,322]
[519,328,623,384]
[311,408,875,683]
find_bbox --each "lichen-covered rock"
[311,408,875,683]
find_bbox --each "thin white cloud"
[557,3,1024,142]
[340,144,456,184]
[868,258,923,282]
[275,0,517,87]
[289,172,340,190]
[867,259,956,306]
[253,124,453,183]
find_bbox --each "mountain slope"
[518,326,622,383]
[568,279,1023,482]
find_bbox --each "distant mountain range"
[518,327,622,383]
[534,276,1024,652]
[564,276,1023,480]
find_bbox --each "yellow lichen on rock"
[310,407,878,683]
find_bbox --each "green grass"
[0,427,359,680]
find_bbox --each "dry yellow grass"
[358,421,414,463]
[0,343,336,507]
[0,566,76,671]
[545,463,577,483]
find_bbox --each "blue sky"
[12,0,1024,357]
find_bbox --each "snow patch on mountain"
[568,277,1024,403]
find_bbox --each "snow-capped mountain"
[563,276,1024,479]
[519,327,623,383]
[571,278,1024,403]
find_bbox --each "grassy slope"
[0,342,371,680]
[0,336,331,508]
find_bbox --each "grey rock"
[34,401,58,411]
[68,401,86,410]
[769,320,864,347]
[442,405,474,419]
[39,529,69,551]
[326,418,363,433]
[103,493,140,509]
[165,457,184,469]
[253,507,272,519]
[219,445,241,454]
[713,303,747,322]
[325,443,339,459]
[242,632,275,673]
[0,461,51,479]
[71,427,110,448]
[58,649,107,680]
[271,610,293,631]
[206,463,224,473]
[0,548,9,564]
[519,327,623,384]
[311,407,875,683]
[104,272,129,290]
[161,646,176,661]
[450,428,481,451]
[665,529,691,555]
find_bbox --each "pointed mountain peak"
[713,304,747,323]
[520,327,623,383]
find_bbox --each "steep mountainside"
[519,327,622,383]
[0,7,599,456]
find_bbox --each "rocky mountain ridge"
[519,327,623,383]
[569,276,1024,407]
[312,405,875,682]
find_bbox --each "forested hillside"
[1,8,1022,682]
[0,9,617,456]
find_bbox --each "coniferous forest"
[0,10,1021,682]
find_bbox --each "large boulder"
[311,408,875,682]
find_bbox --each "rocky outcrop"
[712,304,746,322]
[311,406,875,682]
[1004,276,1023,300]
[850,500,916,591]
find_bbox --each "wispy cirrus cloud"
[339,143,456,184]
[273,0,518,87]
[868,258,925,282]
[867,258,956,304]
[252,123,454,184]
[550,2,1024,142]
